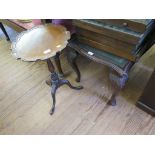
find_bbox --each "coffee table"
[11,24,83,115]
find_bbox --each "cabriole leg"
[59,79,83,90]
[50,84,57,115]
[109,71,128,106]
[67,49,81,82]
[46,58,83,115]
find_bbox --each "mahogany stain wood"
[77,35,136,61]
[76,27,135,53]
[96,19,149,33]
[73,20,140,45]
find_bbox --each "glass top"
[11,24,70,61]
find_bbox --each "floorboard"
[0,25,155,134]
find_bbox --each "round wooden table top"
[11,24,70,61]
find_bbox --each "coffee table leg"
[67,49,81,82]
[46,58,83,115]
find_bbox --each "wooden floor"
[1,26,155,135]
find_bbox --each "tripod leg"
[50,84,57,115]
[59,79,83,90]
[54,53,64,77]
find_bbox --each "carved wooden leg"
[54,52,64,77]
[59,79,83,90]
[108,71,128,106]
[46,59,57,114]
[67,49,81,82]
[0,22,10,41]
[50,83,57,115]
[46,58,83,115]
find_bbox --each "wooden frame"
[67,19,155,108]
[0,19,46,32]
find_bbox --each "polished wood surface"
[72,19,148,62]
[76,27,135,53]
[96,19,149,33]
[77,35,136,61]
[1,28,155,134]
[73,20,140,45]
[12,24,70,61]
[72,19,155,63]
[9,23,80,115]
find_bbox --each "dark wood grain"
[77,35,136,61]
[76,27,135,53]
[73,20,141,45]
[96,19,148,33]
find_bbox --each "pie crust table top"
[12,24,70,61]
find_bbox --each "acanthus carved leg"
[67,49,81,82]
